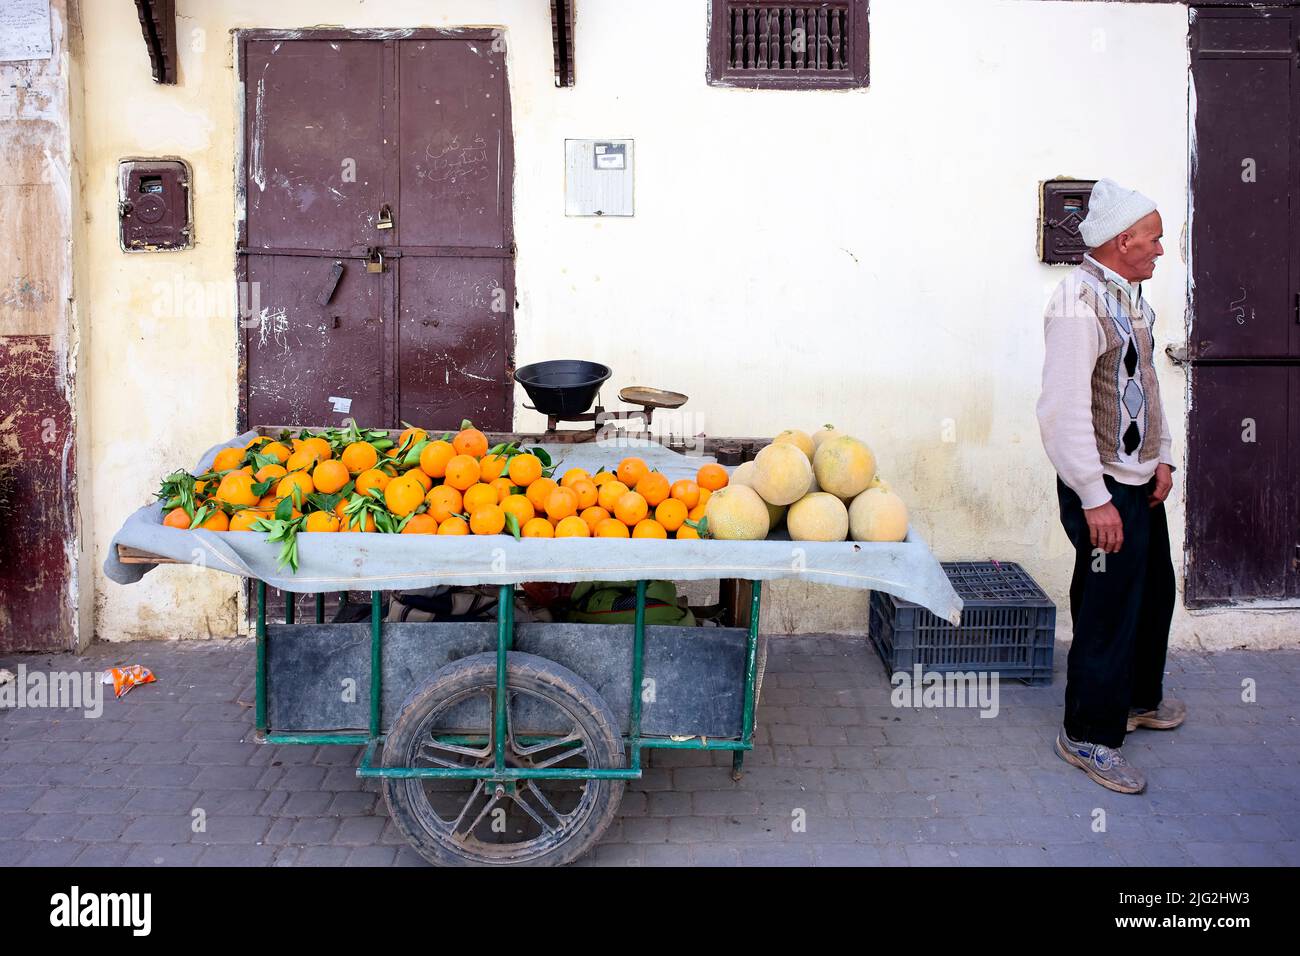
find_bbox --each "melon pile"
[706,426,909,543]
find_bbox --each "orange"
[239,465,254,476]
[444,454,481,491]
[525,477,559,512]
[395,426,427,454]
[479,454,508,482]
[402,513,439,534]
[419,440,456,479]
[257,494,279,509]
[277,471,315,501]
[596,480,629,513]
[595,518,630,538]
[697,463,729,491]
[163,507,192,529]
[614,491,648,527]
[302,436,333,461]
[463,482,498,514]
[304,511,340,532]
[544,486,578,521]
[425,485,463,523]
[212,447,245,473]
[384,474,425,517]
[617,457,649,488]
[635,471,670,507]
[676,524,701,540]
[508,453,543,487]
[334,499,376,532]
[569,477,598,510]
[470,504,506,536]
[560,467,590,488]
[285,447,320,473]
[261,441,291,464]
[342,441,379,475]
[502,494,535,526]
[670,479,700,510]
[196,509,229,531]
[194,479,208,497]
[632,519,667,539]
[438,516,470,536]
[580,506,610,534]
[489,476,514,503]
[228,509,267,532]
[255,463,288,483]
[216,472,259,507]
[521,517,554,538]
[555,516,590,537]
[591,470,615,487]
[655,498,688,532]
[453,427,489,458]
[313,460,351,494]
[355,468,391,498]
[245,436,270,449]
[405,468,433,492]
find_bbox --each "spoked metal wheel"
[382,652,625,866]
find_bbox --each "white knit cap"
[1079,178,1158,248]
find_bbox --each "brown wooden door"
[1187,7,1300,605]
[239,31,514,432]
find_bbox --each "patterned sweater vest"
[1073,259,1165,467]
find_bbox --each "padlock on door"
[366,249,385,274]
[376,203,394,230]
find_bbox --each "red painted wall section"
[0,336,76,649]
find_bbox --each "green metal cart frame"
[254,579,762,865]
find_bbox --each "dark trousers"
[1057,475,1175,748]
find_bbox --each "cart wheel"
[382,652,625,867]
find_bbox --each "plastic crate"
[868,562,1056,686]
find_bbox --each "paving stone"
[4,637,1299,868]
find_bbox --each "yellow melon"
[813,436,876,500]
[773,429,815,462]
[869,474,891,493]
[730,461,785,528]
[811,425,846,452]
[704,485,771,540]
[751,442,813,506]
[848,487,909,542]
[787,492,849,542]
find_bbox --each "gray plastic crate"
[868,561,1056,686]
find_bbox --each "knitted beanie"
[1079,178,1157,248]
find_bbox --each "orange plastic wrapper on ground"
[106,666,156,698]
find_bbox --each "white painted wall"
[76,0,1300,648]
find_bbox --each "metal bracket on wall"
[134,0,178,84]
[1165,344,1190,367]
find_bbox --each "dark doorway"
[1187,6,1300,605]
[238,30,515,433]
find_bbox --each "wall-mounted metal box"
[565,139,634,217]
[1040,179,1095,264]
[118,159,191,251]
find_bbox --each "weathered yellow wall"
[77,0,1300,649]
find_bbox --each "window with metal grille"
[707,1,869,89]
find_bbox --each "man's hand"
[1148,463,1173,508]
[1084,501,1124,553]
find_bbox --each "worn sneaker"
[1055,729,1146,794]
[1127,698,1186,732]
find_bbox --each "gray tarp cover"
[105,433,963,625]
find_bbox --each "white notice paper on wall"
[0,0,53,62]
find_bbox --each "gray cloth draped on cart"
[105,432,963,625]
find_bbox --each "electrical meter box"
[565,139,634,217]
[1040,179,1096,264]
[119,159,192,251]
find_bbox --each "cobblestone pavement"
[2,636,1298,866]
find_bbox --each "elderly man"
[1036,178,1186,794]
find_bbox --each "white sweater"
[1036,258,1175,510]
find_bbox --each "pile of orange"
[158,423,731,545]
